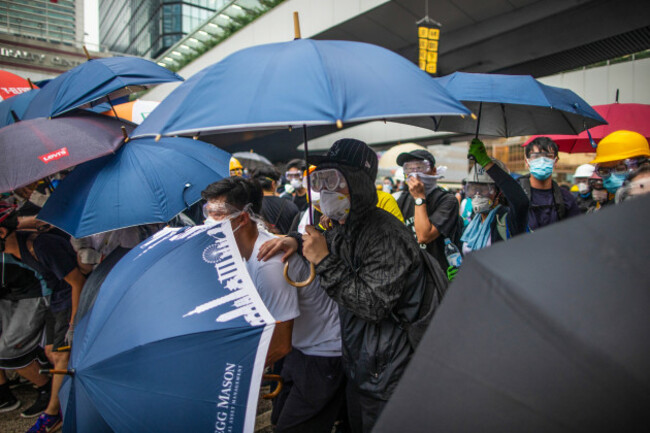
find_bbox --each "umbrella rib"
[501,103,509,138]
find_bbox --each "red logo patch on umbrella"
[39,147,69,163]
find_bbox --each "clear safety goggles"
[595,158,649,178]
[403,160,431,176]
[309,169,347,193]
[588,178,605,190]
[203,201,249,220]
[527,151,557,160]
[465,182,496,197]
[230,168,243,177]
[285,170,303,180]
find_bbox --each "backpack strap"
[519,174,566,220]
[495,212,509,241]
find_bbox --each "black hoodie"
[314,163,428,400]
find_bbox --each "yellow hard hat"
[591,130,650,165]
[229,157,243,171]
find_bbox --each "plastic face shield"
[309,169,347,193]
[402,160,431,177]
[465,182,496,198]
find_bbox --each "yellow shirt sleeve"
[376,190,405,223]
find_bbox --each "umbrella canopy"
[132,38,469,148]
[378,142,428,169]
[60,223,275,432]
[432,72,607,137]
[523,103,650,152]
[0,111,135,192]
[0,88,40,127]
[374,196,650,433]
[22,57,182,119]
[0,70,35,100]
[232,152,273,166]
[101,99,160,124]
[37,136,230,238]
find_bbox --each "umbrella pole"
[106,95,120,120]
[470,102,483,182]
[302,125,313,226]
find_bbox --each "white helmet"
[573,163,595,179]
[465,159,509,184]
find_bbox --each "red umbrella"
[0,70,36,100]
[523,103,650,152]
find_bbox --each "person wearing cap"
[572,164,596,213]
[460,140,529,256]
[395,149,462,271]
[590,130,650,203]
[258,138,447,433]
[201,178,344,433]
[519,137,581,230]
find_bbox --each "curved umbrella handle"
[262,374,283,399]
[283,261,315,288]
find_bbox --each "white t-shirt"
[247,230,341,357]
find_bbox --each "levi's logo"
[39,147,69,163]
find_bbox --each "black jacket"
[314,164,429,400]
[486,163,529,242]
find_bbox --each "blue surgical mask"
[528,157,555,180]
[603,172,626,194]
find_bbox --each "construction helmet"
[229,157,243,176]
[591,130,650,165]
[573,163,595,179]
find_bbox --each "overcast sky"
[84,0,99,49]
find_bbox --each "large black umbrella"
[374,195,650,433]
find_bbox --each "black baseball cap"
[396,149,436,167]
[316,138,378,180]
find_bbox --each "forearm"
[265,321,293,366]
[413,205,440,243]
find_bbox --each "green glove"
[468,138,492,168]
[447,266,459,282]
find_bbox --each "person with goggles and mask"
[282,159,310,212]
[585,172,611,213]
[519,137,581,230]
[590,130,650,203]
[201,178,345,433]
[394,149,461,272]
[572,164,596,213]
[258,138,447,433]
[460,139,530,255]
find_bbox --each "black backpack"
[392,248,449,350]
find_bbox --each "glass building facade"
[100,0,226,58]
[0,0,79,45]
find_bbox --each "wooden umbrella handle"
[262,374,283,399]
[283,262,315,288]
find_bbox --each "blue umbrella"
[23,57,182,119]
[0,88,39,127]
[132,38,470,142]
[432,72,607,137]
[37,136,230,238]
[59,223,276,432]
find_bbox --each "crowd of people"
[0,129,648,432]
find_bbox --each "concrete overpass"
[143,0,650,165]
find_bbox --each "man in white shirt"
[201,178,344,433]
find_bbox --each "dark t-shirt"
[397,188,460,270]
[0,254,44,300]
[528,187,581,230]
[261,195,300,235]
[17,232,77,312]
[292,192,309,212]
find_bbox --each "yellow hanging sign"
[418,25,440,75]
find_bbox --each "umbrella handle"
[262,374,283,399]
[283,262,315,288]
[39,369,74,376]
